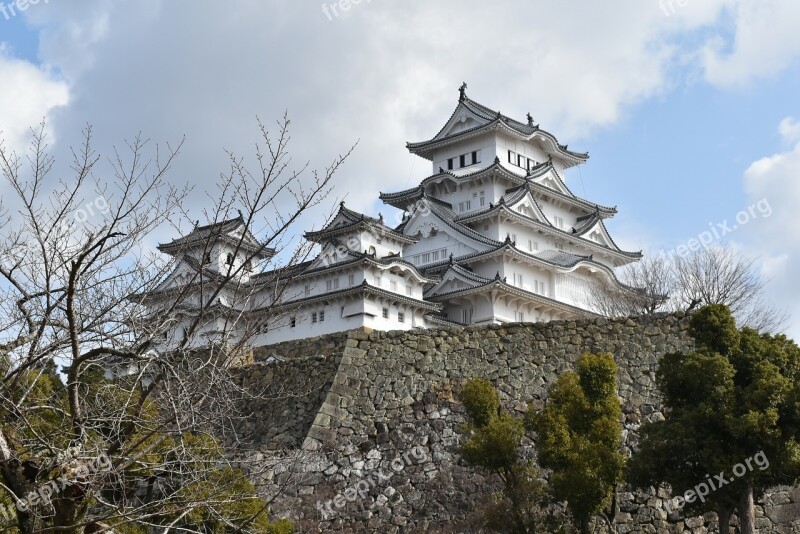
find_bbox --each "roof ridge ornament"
[459,82,467,102]
[494,155,501,164]
[527,113,534,126]
[449,253,454,266]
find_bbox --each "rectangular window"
[398,312,405,323]
[535,280,547,295]
[390,280,397,291]
[462,308,474,323]
[406,285,412,296]
[432,251,439,262]
[305,285,311,296]
[311,312,317,324]
[459,202,465,212]
[514,273,523,287]
[447,158,454,170]
[373,276,382,287]
[459,154,466,168]
[555,242,565,251]
[554,216,564,229]
[479,190,485,206]
[518,154,525,167]
[515,311,525,322]
[326,279,339,291]
[348,274,355,286]
[290,316,296,328]
[472,151,479,165]
[528,158,536,170]
[382,308,389,319]
[441,248,447,259]
[319,310,325,322]
[422,252,431,263]
[508,150,515,164]
[465,200,471,210]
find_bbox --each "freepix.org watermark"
[0,0,48,21]
[0,453,112,520]
[316,445,428,519]
[658,198,772,262]
[659,0,689,17]
[665,451,769,512]
[321,0,374,21]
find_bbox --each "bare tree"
[0,117,352,532]
[591,245,788,333]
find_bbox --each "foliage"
[629,305,800,534]
[527,353,626,534]
[459,378,558,533]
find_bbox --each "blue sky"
[1,0,799,337]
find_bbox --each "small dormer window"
[225,253,234,266]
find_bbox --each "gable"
[432,102,492,142]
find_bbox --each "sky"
[1,0,799,338]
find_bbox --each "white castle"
[143,86,641,349]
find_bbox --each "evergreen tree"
[630,304,800,533]
[527,353,626,534]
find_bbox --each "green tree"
[460,378,557,533]
[629,304,800,534]
[527,353,626,534]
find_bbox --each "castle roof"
[304,202,418,244]
[406,86,589,168]
[158,213,275,258]
[380,160,616,217]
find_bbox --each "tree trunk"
[717,504,732,534]
[738,485,756,534]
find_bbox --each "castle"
[143,85,641,348]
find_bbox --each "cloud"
[779,117,800,144]
[700,0,800,87]
[742,121,800,338]
[0,46,69,154]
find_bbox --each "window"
[290,316,296,328]
[319,310,325,322]
[341,306,345,317]
[382,308,389,319]
[326,278,339,291]
[484,224,489,231]
[515,311,525,322]
[472,192,477,199]
[422,252,431,263]
[462,308,474,323]
[555,242,565,251]
[465,200,471,210]
[459,154,466,168]
[398,312,405,323]
[535,280,546,295]
[518,154,525,167]
[312,312,318,324]
[508,150,515,164]
[305,285,311,296]
[244,260,253,272]
[513,273,524,287]
[507,233,517,244]
[479,190,485,207]
[528,158,536,171]
[553,216,564,230]
[203,253,212,265]
[373,276,382,287]
[472,151,479,165]
[432,250,439,262]
[447,158,454,170]
[441,248,447,258]
[406,285,412,296]
[390,280,397,291]
[348,274,355,286]
[413,255,421,265]
[225,253,234,266]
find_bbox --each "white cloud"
[742,122,800,339]
[0,46,69,154]
[701,0,800,87]
[779,117,800,144]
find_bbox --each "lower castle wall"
[241,314,800,533]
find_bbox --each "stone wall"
[240,314,800,533]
